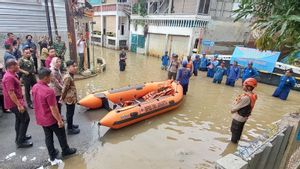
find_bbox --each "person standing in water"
[199,52,208,71]
[213,61,227,84]
[192,55,200,76]
[242,61,259,83]
[226,61,240,87]
[176,60,191,95]
[272,69,296,100]
[230,78,258,144]
[207,54,219,78]
[186,55,194,73]
[119,49,127,71]
[167,54,180,80]
[161,51,169,70]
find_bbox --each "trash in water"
[48,158,63,166]
[22,156,27,162]
[30,157,36,161]
[5,152,16,160]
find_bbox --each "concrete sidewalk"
[0,106,105,169]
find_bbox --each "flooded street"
[54,47,300,169]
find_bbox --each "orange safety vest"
[244,92,257,111]
[186,61,193,69]
[236,92,257,117]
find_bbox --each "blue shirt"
[208,60,219,70]
[176,67,191,85]
[213,66,227,80]
[4,51,16,63]
[242,67,259,81]
[200,57,208,69]
[278,76,296,89]
[227,65,240,80]
[161,55,169,66]
[193,59,200,70]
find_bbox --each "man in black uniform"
[119,49,127,71]
[19,45,37,109]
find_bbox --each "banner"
[231,47,281,73]
[88,0,101,6]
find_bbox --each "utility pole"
[90,21,96,71]
[64,0,77,62]
[45,0,53,45]
[50,0,58,36]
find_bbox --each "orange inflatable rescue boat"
[78,80,183,129]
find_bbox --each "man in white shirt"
[77,34,86,72]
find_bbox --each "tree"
[132,0,147,17]
[233,0,300,61]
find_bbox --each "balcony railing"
[93,2,131,14]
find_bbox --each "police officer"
[19,45,37,109]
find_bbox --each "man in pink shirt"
[4,32,14,46]
[2,59,32,148]
[45,47,56,68]
[32,68,76,164]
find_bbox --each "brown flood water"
[51,47,300,169]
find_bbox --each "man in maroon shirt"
[4,32,14,46]
[2,59,32,148]
[32,68,76,164]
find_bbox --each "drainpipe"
[45,0,53,45]
[50,0,58,36]
[168,0,173,14]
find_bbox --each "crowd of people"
[0,33,84,165]
[161,51,296,100]
[0,31,297,165]
[161,51,296,143]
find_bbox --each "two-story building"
[91,0,131,50]
[130,0,250,58]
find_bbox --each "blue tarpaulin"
[231,47,281,73]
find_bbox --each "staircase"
[121,3,132,16]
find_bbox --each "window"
[108,39,115,45]
[121,24,125,35]
[198,0,210,14]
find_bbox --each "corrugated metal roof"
[0,0,67,33]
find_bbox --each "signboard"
[202,40,215,47]
[88,0,101,6]
[231,47,281,73]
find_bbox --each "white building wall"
[130,23,195,56]
[203,20,250,54]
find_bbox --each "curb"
[74,73,98,81]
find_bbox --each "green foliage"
[233,0,300,64]
[138,0,147,17]
[132,3,139,14]
[132,0,147,17]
